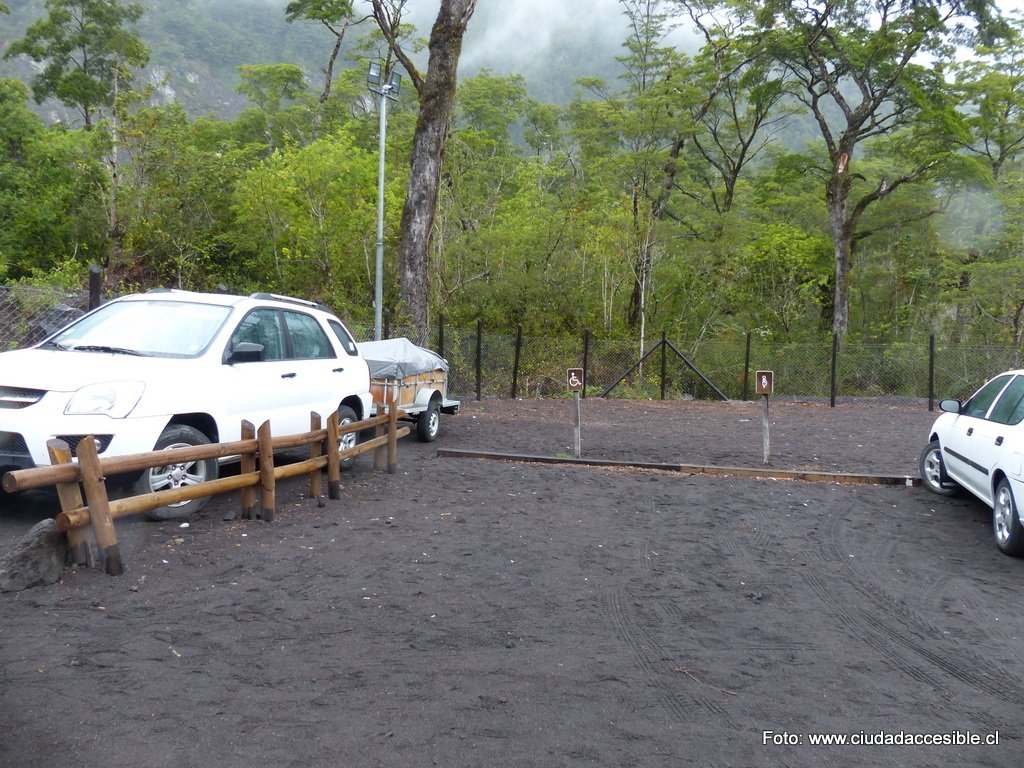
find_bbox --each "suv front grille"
[0,386,45,409]
[0,431,31,460]
[57,435,114,456]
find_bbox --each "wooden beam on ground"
[435,448,919,487]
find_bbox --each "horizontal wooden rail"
[2,411,392,494]
[53,426,409,531]
[2,407,409,575]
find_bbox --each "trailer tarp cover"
[358,337,449,379]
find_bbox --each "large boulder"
[0,519,67,592]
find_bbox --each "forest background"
[3,0,1024,364]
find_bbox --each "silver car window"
[990,375,1024,425]
[963,374,1014,419]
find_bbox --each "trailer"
[357,337,460,442]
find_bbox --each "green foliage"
[4,0,149,127]
[229,129,380,313]
[236,63,308,113]
[5,0,1024,354]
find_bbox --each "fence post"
[660,330,667,400]
[511,324,523,398]
[582,328,591,399]
[374,404,387,471]
[239,420,257,519]
[476,319,483,401]
[830,333,839,408]
[743,331,752,401]
[387,405,399,473]
[88,264,102,310]
[438,314,445,360]
[929,334,936,411]
[257,421,275,521]
[308,412,323,503]
[76,437,123,575]
[326,412,341,500]
[47,439,98,567]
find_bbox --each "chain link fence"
[1,284,1012,404]
[0,286,92,351]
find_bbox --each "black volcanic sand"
[1,398,1019,768]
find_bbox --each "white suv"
[0,290,372,518]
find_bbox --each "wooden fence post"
[374,404,387,471]
[326,412,341,500]
[240,420,256,519]
[388,405,399,473]
[308,412,323,503]
[75,437,123,575]
[47,439,98,567]
[257,421,275,521]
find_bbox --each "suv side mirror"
[227,341,265,364]
[939,399,962,414]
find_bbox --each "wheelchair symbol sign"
[567,368,584,391]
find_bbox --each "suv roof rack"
[249,292,333,313]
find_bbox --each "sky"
[404,0,1024,79]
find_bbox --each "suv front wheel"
[137,424,218,520]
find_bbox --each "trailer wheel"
[417,399,441,442]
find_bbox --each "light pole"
[367,61,401,341]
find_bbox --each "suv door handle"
[996,436,1005,446]
[333,367,345,373]
[967,427,974,436]
[281,372,297,379]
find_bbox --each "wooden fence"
[1,407,409,576]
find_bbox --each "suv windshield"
[48,299,232,358]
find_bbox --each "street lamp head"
[367,60,401,100]
[367,61,383,87]
[387,71,402,96]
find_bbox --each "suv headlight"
[65,381,145,418]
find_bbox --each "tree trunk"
[388,0,477,342]
[826,158,854,340]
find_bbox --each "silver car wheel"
[148,442,210,503]
[995,483,1014,547]
[919,440,958,496]
[922,447,944,489]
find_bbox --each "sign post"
[567,368,584,458]
[754,370,774,465]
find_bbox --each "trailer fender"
[415,388,442,409]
